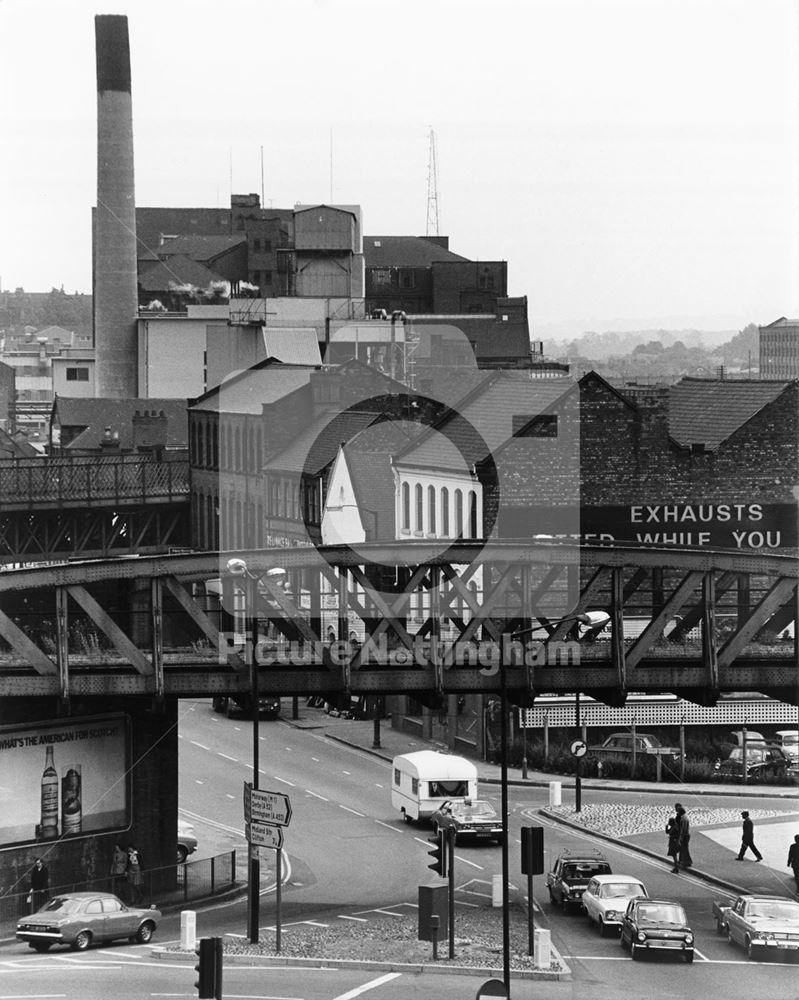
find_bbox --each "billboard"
[0,714,129,849]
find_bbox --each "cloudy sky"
[1,0,797,336]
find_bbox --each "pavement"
[284,703,799,902]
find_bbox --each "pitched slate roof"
[363,236,470,267]
[138,255,226,292]
[265,409,379,475]
[262,327,322,365]
[668,377,792,449]
[189,360,316,414]
[155,234,246,262]
[52,397,188,449]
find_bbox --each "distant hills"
[545,328,739,361]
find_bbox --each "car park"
[177,818,198,863]
[619,898,694,962]
[547,850,612,911]
[588,732,682,764]
[16,892,161,952]
[582,874,648,936]
[429,798,504,845]
[713,744,790,782]
[713,893,799,960]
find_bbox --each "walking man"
[672,802,693,873]
[787,834,799,890]
[28,858,49,913]
[736,810,763,861]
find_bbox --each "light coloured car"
[177,818,198,863]
[582,874,648,936]
[16,892,161,952]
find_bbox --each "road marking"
[342,770,351,775]
[226,793,235,799]
[374,782,384,788]
[311,756,321,762]
[374,819,403,834]
[305,789,328,801]
[195,779,204,784]
[370,908,405,916]
[190,740,209,750]
[454,855,483,870]
[305,920,330,927]
[217,752,238,762]
[273,775,295,786]
[332,972,402,999]
[456,900,479,907]
[339,804,365,816]
[338,914,368,922]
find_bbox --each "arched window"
[402,482,410,530]
[455,489,463,537]
[468,490,478,539]
[441,487,449,536]
[211,422,218,469]
[234,426,242,471]
[205,419,212,467]
[415,483,423,532]
[197,424,205,468]
[427,485,436,535]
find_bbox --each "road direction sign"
[246,821,284,850]
[570,739,588,758]
[244,782,292,826]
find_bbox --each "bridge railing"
[0,455,190,506]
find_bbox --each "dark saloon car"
[430,798,504,844]
[619,898,694,962]
[713,744,790,782]
[17,892,161,952]
[546,850,612,911]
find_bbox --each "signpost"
[246,822,284,850]
[244,784,292,827]
[243,782,291,953]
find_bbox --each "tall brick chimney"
[94,14,138,398]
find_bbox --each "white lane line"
[217,752,238,762]
[195,779,204,784]
[455,900,479,907]
[273,775,295,786]
[370,908,405,917]
[339,804,365,816]
[305,789,329,801]
[244,762,254,769]
[374,819,403,833]
[305,920,330,927]
[413,836,433,846]
[375,782,384,788]
[189,740,209,750]
[454,855,483,870]
[226,793,235,799]
[338,914,368,922]
[332,972,402,999]
[311,757,321,762]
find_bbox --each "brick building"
[759,316,799,378]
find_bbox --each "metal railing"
[0,850,237,941]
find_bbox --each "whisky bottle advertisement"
[61,765,82,835]
[40,746,58,840]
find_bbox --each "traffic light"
[194,937,216,998]
[428,828,448,877]
[521,825,544,875]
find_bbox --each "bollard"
[534,927,552,968]
[180,909,196,951]
[491,873,503,908]
[548,780,561,807]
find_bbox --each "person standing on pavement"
[28,858,49,912]
[665,812,680,862]
[736,810,763,861]
[787,834,799,889]
[110,842,128,899]
[672,803,692,873]
[126,844,144,905]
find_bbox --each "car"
[713,893,799,960]
[212,695,281,719]
[582,874,649,936]
[619,897,694,962]
[588,732,682,764]
[16,892,161,952]
[775,730,799,764]
[429,798,504,844]
[177,818,198,863]
[546,850,612,911]
[713,744,790,782]
[727,730,767,747]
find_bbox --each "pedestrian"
[126,844,144,905]
[27,858,49,913]
[110,842,128,899]
[786,834,799,890]
[672,802,693,873]
[665,812,680,862]
[736,810,763,861]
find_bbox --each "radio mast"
[426,127,440,237]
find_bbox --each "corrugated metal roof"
[190,362,316,413]
[668,377,792,449]
[262,327,322,365]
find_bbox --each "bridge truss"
[0,542,796,705]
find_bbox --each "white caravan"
[391,750,478,823]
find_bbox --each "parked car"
[17,892,161,952]
[429,798,504,845]
[212,695,281,719]
[619,898,694,962]
[547,850,612,911]
[582,874,648,936]
[727,730,766,747]
[713,893,799,960]
[775,730,799,763]
[588,732,682,764]
[177,819,198,864]
[713,744,790,782]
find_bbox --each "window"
[455,489,463,536]
[427,485,436,534]
[253,238,261,252]
[400,270,416,289]
[415,484,423,532]
[441,488,449,536]
[402,482,410,530]
[394,768,401,785]
[411,777,419,795]
[372,268,391,285]
[66,367,89,381]
[261,270,272,285]
[468,490,477,538]
[85,899,103,914]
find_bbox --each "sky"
[1,0,798,337]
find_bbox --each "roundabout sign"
[570,738,588,758]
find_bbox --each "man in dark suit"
[736,810,763,861]
[787,834,799,890]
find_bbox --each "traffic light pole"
[248,575,261,944]
[447,826,455,959]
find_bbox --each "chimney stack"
[94,14,139,398]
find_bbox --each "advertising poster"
[0,715,129,849]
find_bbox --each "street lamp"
[225,558,286,944]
